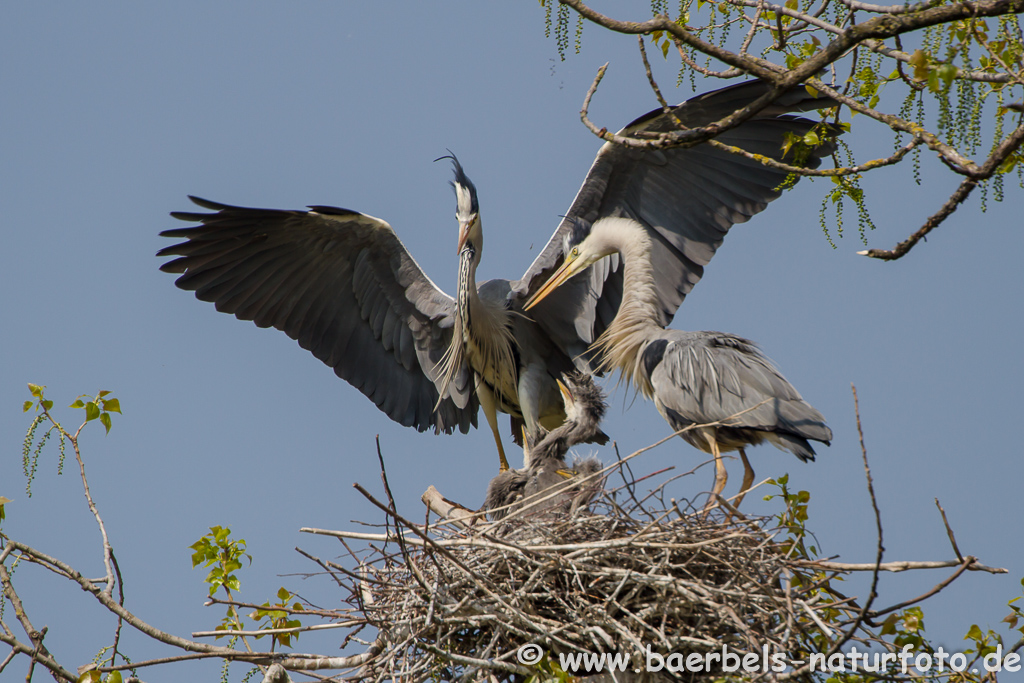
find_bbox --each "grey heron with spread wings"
[158,79,834,473]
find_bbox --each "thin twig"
[934,498,965,562]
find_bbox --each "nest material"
[351,481,835,683]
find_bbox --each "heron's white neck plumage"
[437,234,517,407]
[589,218,663,397]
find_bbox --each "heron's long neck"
[592,219,663,397]
[456,245,517,402]
[456,248,479,335]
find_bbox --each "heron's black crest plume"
[436,152,478,215]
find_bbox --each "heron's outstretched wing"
[158,196,477,434]
[516,80,836,360]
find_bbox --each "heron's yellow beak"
[555,468,575,479]
[523,252,586,311]
[556,378,570,402]
[556,377,577,415]
[457,218,472,255]
[521,424,531,465]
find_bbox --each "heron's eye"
[571,247,580,257]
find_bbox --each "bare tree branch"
[792,557,1007,573]
[858,176,977,259]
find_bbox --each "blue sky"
[2,2,1021,677]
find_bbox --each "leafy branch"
[544,0,1024,260]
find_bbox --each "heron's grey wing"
[643,330,833,449]
[515,80,836,356]
[158,196,478,434]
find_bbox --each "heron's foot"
[700,443,728,518]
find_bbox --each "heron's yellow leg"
[477,382,510,471]
[734,448,755,508]
[703,435,728,512]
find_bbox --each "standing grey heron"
[524,215,833,507]
[484,372,607,520]
[158,79,835,472]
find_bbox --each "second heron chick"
[484,372,608,520]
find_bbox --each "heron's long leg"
[734,448,755,508]
[704,434,728,510]
[517,363,553,441]
[478,382,510,471]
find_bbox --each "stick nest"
[347,478,836,682]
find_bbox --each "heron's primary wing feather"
[516,80,836,355]
[159,197,478,434]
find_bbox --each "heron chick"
[484,372,607,520]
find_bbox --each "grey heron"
[158,79,835,472]
[484,372,607,520]
[524,215,833,507]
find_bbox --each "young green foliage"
[250,587,305,649]
[77,670,123,683]
[190,525,252,597]
[21,384,121,496]
[69,390,122,435]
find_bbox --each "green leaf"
[28,383,43,398]
[937,62,957,89]
[85,402,100,421]
[909,49,929,80]
[102,397,121,414]
[98,390,111,398]
[100,413,112,434]
[105,671,123,683]
[41,400,53,411]
[69,399,85,409]
[23,401,32,412]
